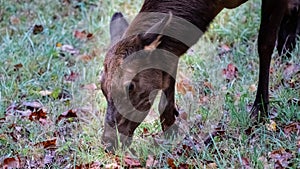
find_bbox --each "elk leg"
[277,7,300,56]
[159,75,178,132]
[251,0,286,120]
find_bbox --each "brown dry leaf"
[74,30,94,41]
[77,53,94,62]
[218,44,231,56]
[123,156,142,168]
[76,161,103,169]
[29,109,47,124]
[269,148,293,168]
[87,33,93,40]
[222,63,238,81]
[3,156,21,169]
[179,111,188,121]
[249,84,257,92]
[143,127,149,136]
[176,79,196,95]
[258,156,272,169]
[266,120,277,131]
[207,162,217,169]
[61,44,80,55]
[167,158,176,169]
[13,63,23,71]
[74,30,87,40]
[269,67,275,75]
[283,122,300,135]
[10,15,20,25]
[221,44,231,52]
[146,155,158,168]
[64,71,80,82]
[34,138,57,149]
[199,96,209,105]
[105,163,121,169]
[56,109,78,123]
[33,24,44,35]
[283,63,300,77]
[241,157,251,169]
[177,72,195,95]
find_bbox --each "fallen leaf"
[283,63,300,77]
[74,30,94,41]
[56,109,78,123]
[76,161,103,169]
[87,33,93,40]
[176,79,195,95]
[241,157,251,169]
[222,63,238,81]
[143,127,149,135]
[74,30,87,40]
[266,120,277,131]
[177,73,196,95]
[123,156,142,168]
[146,155,157,168]
[34,138,57,149]
[10,15,20,25]
[65,71,80,82]
[13,63,23,71]
[199,96,209,105]
[29,109,47,124]
[283,122,300,135]
[221,44,231,52]
[61,44,80,55]
[249,84,257,92]
[179,111,188,121]
[218,44,231,56]
[3,156,21,169]
[22,101,43,109]
[77,53,94,62]
[33,24,44,34]
[39,90,53,96]
[207,162,217,169]
[104,163,121,169]
[269,148,293,168]
[167,158,176,169]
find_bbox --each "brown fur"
[101,0,300,152]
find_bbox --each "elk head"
[100,12,178,151]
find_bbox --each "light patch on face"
[144,35,162,51]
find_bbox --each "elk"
[100,0,300,151]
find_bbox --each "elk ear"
[142,12,173,51]
[110,12,129,44]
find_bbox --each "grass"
[0,0,299,168]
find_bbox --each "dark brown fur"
[101,0,300,152]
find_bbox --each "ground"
[0,0,299,168]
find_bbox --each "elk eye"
[126,82,135,93]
